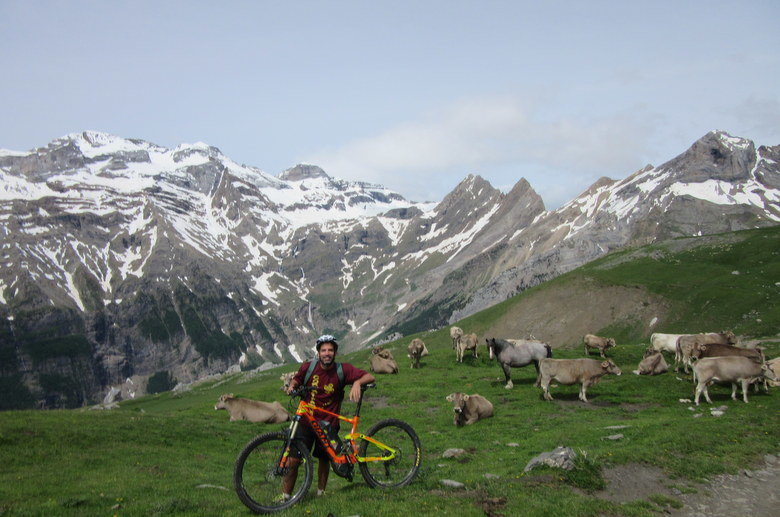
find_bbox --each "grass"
[1,340,778,516]
[1,227,779,516]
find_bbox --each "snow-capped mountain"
[1,129,777,408]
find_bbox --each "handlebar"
[289,382,376,398]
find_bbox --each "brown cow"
[445,392,494,426]
[691,343,764,364]
[633,348,668,375]
[583,334,616,358]
[407,338,428,369]
[538,358,622,402]
[675,331,736,373]
[370,347,399,374]
[693,356,777,405]
[456,333,478,362]
[215,394,289,423]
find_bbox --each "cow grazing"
[633,348,669,375]
[456,333,479,362]
[280,372,295,392]
[450,326,464,350]
[215,394,290,423]
[407,338,428,369]
[583,334,616,358]
[692,356,777,405]
[486,337,552,389]
[676,331,737,373]
[370,347,399,374]
[538,358,622,402]
[445,392,494,426]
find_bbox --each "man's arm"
[348,372,375,402]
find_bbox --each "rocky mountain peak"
[279,164,330,182]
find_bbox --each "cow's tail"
[545,344,552,358]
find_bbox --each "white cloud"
[306,94,657,208]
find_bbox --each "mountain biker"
[283,334,375,498]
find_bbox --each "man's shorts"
[290,423,338,460]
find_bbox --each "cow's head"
[280,372,295,392]
[721,330,737,344]
[215,393,234,410]
[486,338,496,360]
[643,346,657,358]
[761,363,777,381]
[446,392,469,426]
[601,360,622,376]
[691,344,707,359]
[607,338,617,348]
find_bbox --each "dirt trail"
[667,455,779,517]
[597,454,779,516]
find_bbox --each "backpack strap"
[303,360,345,387]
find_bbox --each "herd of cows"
[214,327,779,425]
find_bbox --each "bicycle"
[233,382,422,514]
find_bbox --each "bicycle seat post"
[354,382,375,417]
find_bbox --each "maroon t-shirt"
[292,360,367,426]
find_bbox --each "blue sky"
[1,1,778,208]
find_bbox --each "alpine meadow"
[1,226,778,516]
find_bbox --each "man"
[283,334,375,498]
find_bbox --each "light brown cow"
[450,326,464,350]
[768,357,780,388]
[538,358,622,402]
[280,372,295,392]
[583,334,616,358]
[445,392,494,426]
[215,394,289,423]
[456,333,478,362]
[407,338,428,369]
[693,356,777,405]
[370,347,399,374]
[675,331,736,373]
[633,349,668,375]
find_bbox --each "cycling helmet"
[316,334,338,351]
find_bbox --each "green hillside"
[1,227,779,516]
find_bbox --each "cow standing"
[693,356,776,405]
[456,333,479,362]
[538,358,622,402]
[407,338,428,369]
[583,334,616,358]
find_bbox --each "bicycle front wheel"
[233,431,313,514]
[358,418,422,488]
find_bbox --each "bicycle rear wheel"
[233,431,313,514]
[358,418,422,488]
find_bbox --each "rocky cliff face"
[0,130,777,408]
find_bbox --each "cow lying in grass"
[215,394,290,423]
[445,392,494,426]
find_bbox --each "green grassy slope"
[1,227,779,516]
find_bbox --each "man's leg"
[316,458,330,495]
[281,457,301,497]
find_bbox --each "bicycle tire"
[358,418,422,489]
[233,431,313,514]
